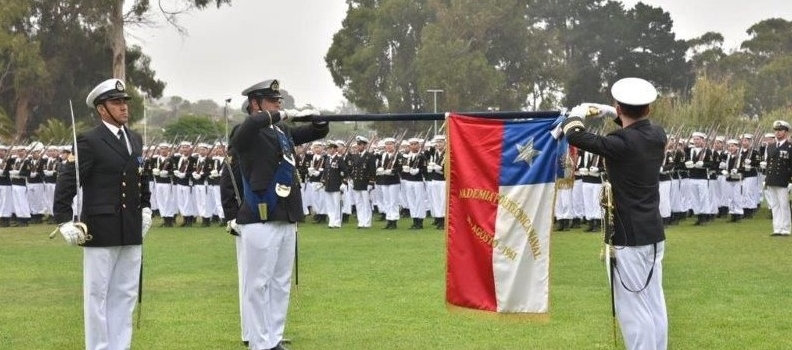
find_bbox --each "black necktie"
[117,129,130,154]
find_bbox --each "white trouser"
[310,183,326,215]
[155,182,176,217]
[582,182,602,220]
[765,186,790,234]
[324,191,342,228]
[83,245,142,350]
[399,180,409,209]
[708,177,719,214]
[669,178,684,213]
[724,181,744,215]
[27,183,46,215]
[209,184,223,219]
[554,187,573,220]
[613,241,667,350]
[352,189,372,227]
[427,180,446,218]
[658,180,670,218]
[689,179,710,214]
[741,176,759,210]
[571,179,585,218]
[12,184,30,218]
[0,185,12,217]
[44,182,56,215]
[235,235,249,342]
[342,182,353,215]
[241,222,295,350]
[717,176,729,207]
[193,183,210,218]
[680,178,693,211]
[300,182,310,215]
[149,181,158,211]
[380,184,401,221]
[403,180,426,218]
[176,184,196,217]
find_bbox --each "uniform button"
[122,204,126,209]
[122,182,126,186]
[122,193,126,198]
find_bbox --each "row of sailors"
[555,128,789,232]
[295,134,447,230]
[0,133,450,231]
[0,143,71,226]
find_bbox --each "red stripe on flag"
[446,114,504,312]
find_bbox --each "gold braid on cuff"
[563,119,585,135]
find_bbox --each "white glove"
[744,159,752,165]
[192,172,202,180]
[142,207,152,239]
[367,184,374,191]
[720,170,728,176]
[719,162,727,170]
[30,171,38,178]
[376,167,384,175]
[57,222,89,246]
[579,168,590,176]
[317,167,324,173]
[340,184,347,193]
[159,170,169,177]
[409,168,419,175]
[226,219,242,235]
[684,160,694,169]
[383,169,392,175]
[569,103,617,119]
[152,168,161,176]
[9,170,19,178]
[313,182,324,191]
[788,183,792,192]
[402,165,410,173]
[760,161,768,169]
[744,165,752,171]
[589,166,600,175]
[730,168,738,175]
[174,171,186,179]
[434,164,443,173]
[210,169,219,178]
[297,109,319,118]
[694,161,704,169]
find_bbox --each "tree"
[162,115,224,140]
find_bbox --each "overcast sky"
[129,0,792,111]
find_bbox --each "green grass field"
[1,211,792,350]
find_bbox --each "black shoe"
[570,218,581,229]
[384,220,397,230]
[770,233,784,237]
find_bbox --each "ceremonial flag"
[446,113,566,314]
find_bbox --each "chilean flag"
[446,113,566,314]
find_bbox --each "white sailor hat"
[325,141,338,148]
[0,145,8,150]
[714,136,725,142]
[726,139,739,145]
[382,137,396,144]
[46,145,58,150]
[408,137,421,144]
[764,133,776,138]
[432,135,446,142]
[773,120,791,131]
[178,141,192,147]
[196,143,211,149]
[86,79,131,108]
[12,145,26,151]
[355,135,369,144]
[741,133,754,140]
[242,79,282,99]
[691,132,707,139]
[311,141,325,147]
[400,140,409,146]
[28,141,44,152]
[59,145,71,152]
[611,77,658,106]
[158,142,170,148]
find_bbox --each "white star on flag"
[514,139,541,166]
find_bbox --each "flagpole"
[303,110,562,123]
